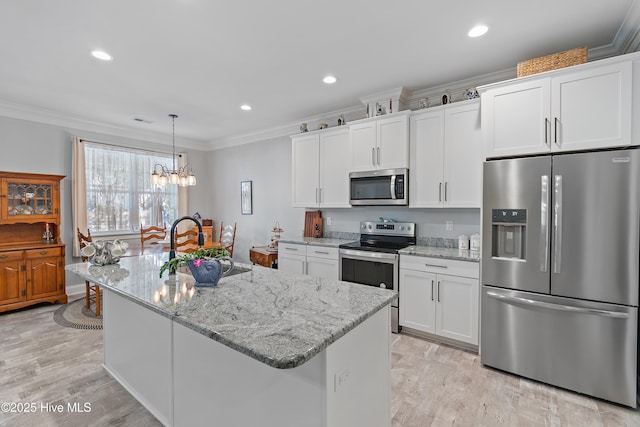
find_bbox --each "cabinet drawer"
[279,242,306,255]
[306,245,338,260]
[0,250,24,262]
[25,247,63,259]
[400,255,479,279]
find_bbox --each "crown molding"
[0,99,208,151]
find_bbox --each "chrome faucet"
[169,216,205,273]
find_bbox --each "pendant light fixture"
[150,114,197,187]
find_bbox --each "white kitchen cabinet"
[481,60,632,158]
[350,112,409,172]
[399,256,479,346]
[277,242,307,275]
[291,128,351,208]
[278,242,339,280]
[409,100,482,208]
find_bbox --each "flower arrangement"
[159,247,229,278]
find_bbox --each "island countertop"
[65,254,396,369]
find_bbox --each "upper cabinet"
[0,175,61,222]
[410,100,482,208]
[291,127,351,208]
[481,60,633,158]
[350,111,409,172]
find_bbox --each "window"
[84,142,178,233]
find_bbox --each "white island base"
[103,290,392,427]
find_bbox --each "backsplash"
[417,237,458,248]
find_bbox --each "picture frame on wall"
[241,180,252,215]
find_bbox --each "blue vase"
[186,258,234,287]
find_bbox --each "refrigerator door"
[482,286,638,407]
[482,157,552,294]
[551,149,640,306]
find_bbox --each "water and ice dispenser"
[491,209,527,259]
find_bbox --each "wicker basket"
[517,47,587,77]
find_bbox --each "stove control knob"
[367,224,372,230]
[399,226,405,231]
[379,283,387,289]
[361,224,367,230]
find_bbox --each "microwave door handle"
[540,175,549,272]
[553,174,563,274]
[390,175,397,199]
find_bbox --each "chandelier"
[150,114,197,186]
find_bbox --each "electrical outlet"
[326,216,332,226]
[334,368,350,392]
[446,220,454,231]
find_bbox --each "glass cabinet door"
[3,179,58,219]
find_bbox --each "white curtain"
[71,137,87,257]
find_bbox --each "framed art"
[241,180,252,215]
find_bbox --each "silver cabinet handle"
[437,281,441,302]
[438,183,442,202]
[444,182,448,202]
[544,118,550,145]
[425,263,448,269]
[553,174,563,274]
[486,291,629,318]
[376,146,380,166]
[431,280,434,301]
[540,175,549,272]
[554,117,560,146]
[285,247,299,251]
[313,250,329,255]
[371,147,376,166]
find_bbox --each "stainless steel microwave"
[349,168,408,206]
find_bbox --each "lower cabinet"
[0,245,66,312]
[278,242,339,280]
[399,255,479,346]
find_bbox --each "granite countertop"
[65,254,396,369]
[398,245,480,262]
[278,236,356,247]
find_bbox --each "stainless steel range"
[339,221,416,333]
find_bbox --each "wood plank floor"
[1,297,639,426]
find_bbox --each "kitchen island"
[65,254,396,427]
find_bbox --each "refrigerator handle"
[553,174,563,274]
[486,291,629,319]
[540,175,549,272]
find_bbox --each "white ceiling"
[1,0,639,150]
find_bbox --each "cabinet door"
[306,257,338,279]
[551,62,632,152]
[0,252,25,305]
[435,274,478,345]
[376,114,409,170]
[27,256,63,299]
[482,78,551,158]
[399,269,436,334]
[277,254,306,275]
[443,101,482,207]
[319,129,351,208]
[291,134,320,208]
[2,178,60,221]
[409,110,444,207]
[350,121,377,172]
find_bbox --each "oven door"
[339,248,400,332]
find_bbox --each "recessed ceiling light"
[240,104,252,111]
[323,75,337,84]
[91,50,113,61]
[468,25,488,38]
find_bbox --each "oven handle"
[339,249,398,262]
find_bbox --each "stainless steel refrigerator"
[481,148,639,407]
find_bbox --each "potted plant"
[159,247,232,286]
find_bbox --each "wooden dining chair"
[174,228,199,253]
[219,222,237,257]
[140,224,166,250]
[77,228,101,317]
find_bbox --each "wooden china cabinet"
[0,171,66,313]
